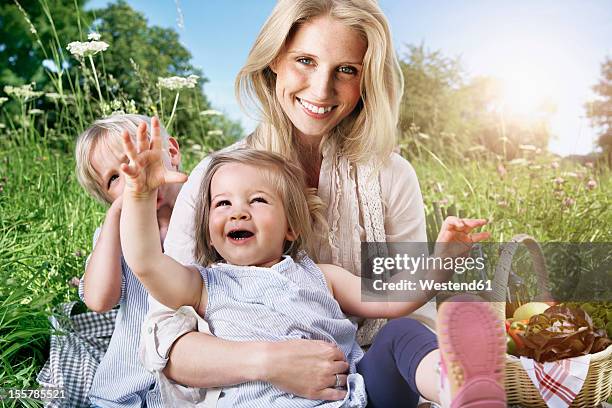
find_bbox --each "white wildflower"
[4,84,43,100]
[191,144,202,151]
[45,92,63,101]
[562,171,578,178]
[518,144,537,152]
[15,1,37,35]
[127,99,137,114]
[508,158,529,166]
[200,109,222,116]
[0,123,6,129]
[66,40,109,58]
[0,97,8,105]
[157,74,199,91]
[417,132,430,140]
[207,129,223,136]
[87,32,101,41]
[28,109,44,115]
[467,145,486,152]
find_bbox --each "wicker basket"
[489,234,612,407]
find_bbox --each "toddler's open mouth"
[227,230,255,241]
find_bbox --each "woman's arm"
[164,331,348,400]
[81,198,123,312]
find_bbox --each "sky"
[87,0,612,156]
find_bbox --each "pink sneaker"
[437,294,506,408]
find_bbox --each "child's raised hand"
[433,216,490,259]
[120,117,187,196]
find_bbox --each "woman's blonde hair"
[236,0,402,164]
[75,114,171,204]
[194,148,326,266]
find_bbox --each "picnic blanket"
[37,301,117,407]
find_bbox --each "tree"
[586,57,612,164]
[398,44,553,161]
[0,0,88,88]
[399,43,465,138]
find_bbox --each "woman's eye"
[107,174,119,189]
[297,57,313,65]
[251,197,268,204]
[215,200,231,207]
[338,66,357,75]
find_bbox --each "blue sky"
[88,0,612,156]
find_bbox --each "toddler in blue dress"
[119,117,505,407]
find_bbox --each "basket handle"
[489,234,552,320]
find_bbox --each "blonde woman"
[140,1,505,407]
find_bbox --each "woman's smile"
[296,97,336,118]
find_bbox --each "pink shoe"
[437,294,506,408]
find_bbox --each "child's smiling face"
[208,163,296,268]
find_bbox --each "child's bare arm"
[82,197,123,312]
[119,118,203,311]
[322,217,490,318]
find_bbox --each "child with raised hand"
[120,117,505,407]
[74,114,182,407]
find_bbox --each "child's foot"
[437,294,506,408]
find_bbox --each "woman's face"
[272,15,367,143]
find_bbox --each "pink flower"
[562,197,576,208]
[554,177,565,186]
[68,277,81,288]
[586,179,597,190]
[584,161,594,168]
[551,161,560,169]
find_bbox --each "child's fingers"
[462,218,488,229]
[164,170,188,184]
[121,130,139,164]
[120,162,138,178]
[151,116,162,152]
[442,216,465,231]
[136,122,149,152]
[469,231,491,243]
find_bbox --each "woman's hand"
[262,339,349,401]
[433,216,490,259]
[120,116,186,197]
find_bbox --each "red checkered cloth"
[520,355,590,408]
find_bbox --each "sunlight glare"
[499,64,555,118]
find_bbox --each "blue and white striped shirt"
[197,254,367,408]
[79,228,162,408]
